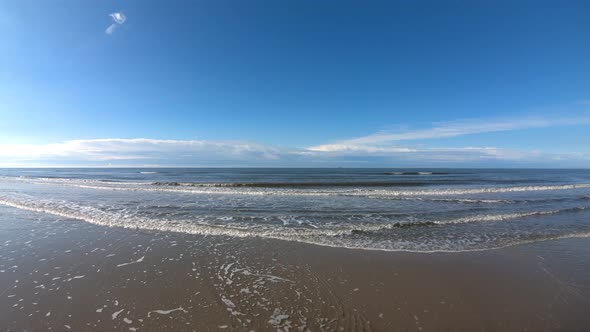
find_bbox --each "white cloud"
[110,12,126,24]
[308,115,590,152]
[1,138,587,167]
[2,104,590,167]
[105,12,126,35]
[302,145,553,162]
[0,139,283,166]
[298,110,590,166]
[303,145,416,153]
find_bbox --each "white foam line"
[221,296,235,308]
[430,206,590,225]
[2,193,586,237]
[73,182,590,197]
[1,196,590,253]
[368,184,590,196]
[0,176,146,186]
[269,308,290,329]
[242,270,294,283]
[147,307,187,317]
[112,308,124,320]
[6,175,590,197]
[116,256,145,268]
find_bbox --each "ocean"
[1,168,589,252]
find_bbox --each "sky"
[0,0,589,167]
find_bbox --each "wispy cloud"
[308,114,590,152]
[0,138,588,168]
[0,139,283,166]
[0,104,589,167]
[302,145,550,162]
[105,12,126,35]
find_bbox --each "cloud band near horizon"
[0,137,587,168]
[1,110,589,167]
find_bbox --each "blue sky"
[1,0,589,167]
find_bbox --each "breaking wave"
[5,176,590,198]
[1,193,589,252]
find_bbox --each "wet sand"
[1,206,590,331]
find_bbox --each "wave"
[64,183,590,199]
[1,176,147,186]
[435,206,590,225]
[365,196,517,204]
[348,206,590,231]
[362,184,590,196]
[4,175,590,197]
[368,195,590,204]
[1,194,589,252]
[150,181,433,188]
[11,174,588,197]
[382,171,449,175]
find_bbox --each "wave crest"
[1,194,589,252]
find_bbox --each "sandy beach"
[1,204,589,331]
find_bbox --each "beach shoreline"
[1,206,590,331]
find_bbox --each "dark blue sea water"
[1,168,590,252]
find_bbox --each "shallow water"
[1,168,590,252]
